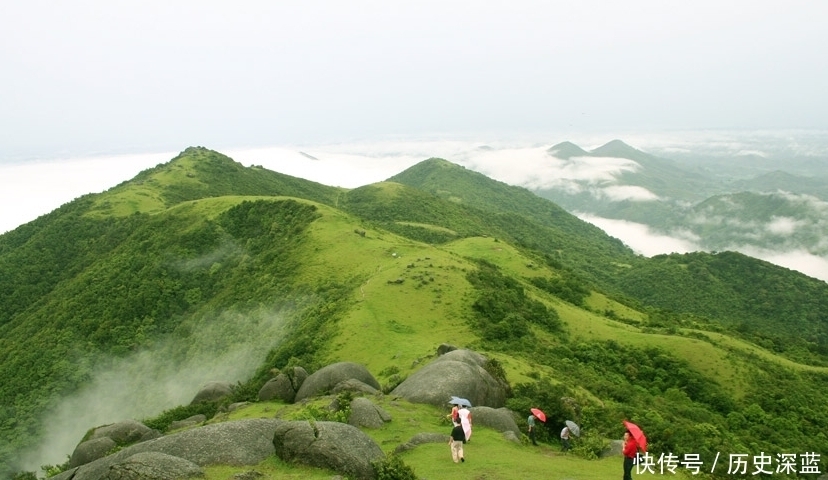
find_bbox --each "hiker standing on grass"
[449,421,466,463]
[623,430,638,480]
[458,405,473,442]
[527,413,538,445]
[560,425,572,452]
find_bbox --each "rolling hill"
[2,147,827,478]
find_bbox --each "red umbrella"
[623,420,647,452]
[530,408,546,422]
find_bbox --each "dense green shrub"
[141,401,220,433]
[529,273,590,306]
[373,455,418,480]
[467,259,563,342]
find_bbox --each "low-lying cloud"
[576,214,701,256]
[765,216,804,236]
[598,185,659,202]
[577,213,828,282]
[16,305,292,472]
[0,152,174,234]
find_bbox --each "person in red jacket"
[622,430,639,480]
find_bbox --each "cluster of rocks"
[53,346,534,480]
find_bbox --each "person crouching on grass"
[449,421,466,463]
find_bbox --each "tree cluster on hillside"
[616,251,828,365]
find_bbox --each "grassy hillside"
[385,157,828,365]
[3,147,828,478]
[385,158,635,288]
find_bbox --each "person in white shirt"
[560,425,571,452]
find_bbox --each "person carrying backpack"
[449,421,466,463]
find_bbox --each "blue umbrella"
[448,396,472,407]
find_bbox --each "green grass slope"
[384,158,635,288]
[88,146,343,219]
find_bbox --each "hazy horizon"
[3,1,827,160]
[2,130,828,284]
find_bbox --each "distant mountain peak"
[590,139,646,158]
[547,141,589,160]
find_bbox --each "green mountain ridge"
[2,147,827,478]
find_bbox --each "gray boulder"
[258,374,296,403]
[52,469,78,480]
[169,414,206,431]
[348,397,391,429]
[272,421,385,480]
[190,381,233,404]
[295,362,380,402]
[468,406,520,435]
[331,379,379,396]
[259,367,308,403]
[436,343,457,356]
[89,419,160,446]
[391,349,506,408]
[69,437,116,468]
[289,366,309,390]
[228,402,250,412]
[393,432,447,454]
[104,452,203,479]
[54,418,282,480]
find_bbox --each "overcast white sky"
[2,1,828,281]
[2,1,827,160]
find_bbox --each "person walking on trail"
[527,413,538,445]
[458,405,473,442]
[449,421,466,463]
[623,430,638,480]
[560,425,572,452]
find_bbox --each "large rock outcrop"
[70,420,161,468]
[52,418,282,480]
[391,349,507,408]
[69,437,117,468]
[393,432,448,454]
[104,452,203,479]
[294,362,380,402]
[348,397,391,429]
[258,366,308,403]
[89,419,161,445]
[272,420,385,480]
[190,381,233,404]
[468,406,520,436]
